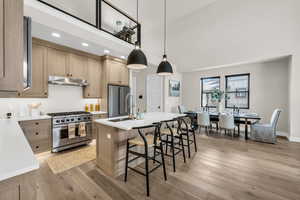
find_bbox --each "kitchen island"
[93,112,184,177]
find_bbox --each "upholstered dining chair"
[251,109,282,144]
[197,112,211,134]
[219,114,236,138]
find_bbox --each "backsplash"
[0,85,100,118]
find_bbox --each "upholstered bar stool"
[160,118,186,172]
[178,116,198,158]
[124,123,167,196]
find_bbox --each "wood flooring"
[35,134,300,200]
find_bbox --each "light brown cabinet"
[68,53,88,79]
[92,113,107,139]
[105,58,129,85]
[84,58,102,98]
[19,119,51,154]
[20,42,48,98]
[0,0,23,92]
[47,47,68,77]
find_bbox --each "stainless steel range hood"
[48,76,89,87]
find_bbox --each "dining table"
[184,111,261,140]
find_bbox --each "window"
[225,73,250,109]
[201,77,221,107]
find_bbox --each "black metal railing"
[37,0,140,45]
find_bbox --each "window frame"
[225,73,250,109]
[200,76,221,108]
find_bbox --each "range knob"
[56,120,60,123]
[66,119,70,122]
[61,120,65,123]
[78,117,81,120]
[71,118,74,121]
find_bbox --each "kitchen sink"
[109,117,133,122]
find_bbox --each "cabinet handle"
[35,132,39,135]
[35,122,39,125]
[36,146,39,149]
[44,92,48,95]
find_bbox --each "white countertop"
[0,116,49,182]
[94,112,185,131]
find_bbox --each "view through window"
[201,77,220,107]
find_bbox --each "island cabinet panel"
[95,123,144,177]
[47,47,68,77]
[0,0,23,92]
[68,53,88,80]
[84,58,102,98]
[20,42,48,98]
[19,119,51,154]
[0,170,37,200]
[91,113,107,139]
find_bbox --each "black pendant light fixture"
[127,0,148,70]
[157,0,173,76]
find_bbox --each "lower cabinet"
[92,114,107,139]
[0,171,37,200]
[19,119,51,154]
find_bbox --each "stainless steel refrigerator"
[108,84,130,118]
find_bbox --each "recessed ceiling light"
[104,49,110,54]
[51,32,61,38]
[121,56,126,59]
[81,42,89,47]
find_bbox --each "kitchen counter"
[94,112,185,131]
[93,112,185,177]
[90,111,107,115]
[0,116,50,182]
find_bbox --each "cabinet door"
[68,53,87,79]
[47,47,68,77]
[107,60,122,84]
[0,0,3,79]
[0,0,23,91]
[21,43,48,98]
[120,64,129,85]
[84,58,102,98]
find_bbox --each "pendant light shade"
[127,46,148,69]
[157,0,173,76]
[126,0,148,70]
[157,55,173,75]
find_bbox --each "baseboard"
[276,131,289,138]
[288,136,300,143]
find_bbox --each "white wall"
[0,85,99,118]
[182,58,290,134]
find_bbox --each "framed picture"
[169,80,180,97]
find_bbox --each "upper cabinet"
[68,53,87,80]
[20,42,48,98]
[104,56,129,86]
[47,47,68,77]
[0,0,23,92]
[84,58,102,98]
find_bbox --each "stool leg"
[165,135,169,154]
[186,131,191,158]
[180,134,186,163]
[193,130,197,152]
[153,145,157,164]
[160,142,167,181]
[171,135,176,172]
[145,146,150,196]
[124,140,129,182]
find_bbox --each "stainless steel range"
[48,111,93,152]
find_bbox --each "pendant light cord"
[164,0,167,56]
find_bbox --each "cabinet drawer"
[30,140,50,154]
[19,119,51,128]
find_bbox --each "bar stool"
[178,116,198,158]
[124,123,167,197]
[160,118,186,172]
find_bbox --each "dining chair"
[178,105,187,114]
[219,114,236,138]
[197,112,211,134]
[251,109,282,144]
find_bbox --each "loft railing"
[37,0,140,45]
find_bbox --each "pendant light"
[157,0,173,76]
[127,0,148,69]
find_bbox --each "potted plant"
[210,89,229,113]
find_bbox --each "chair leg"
[180,134,186,163]
[165,135,169,154]
[171,135,176,172]
[145,146,150,196]
[153,145,157,164]
[193,130,197,152]
[124,140,129,182]
[160,142,167,181]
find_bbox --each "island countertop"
[94,112,185,130]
